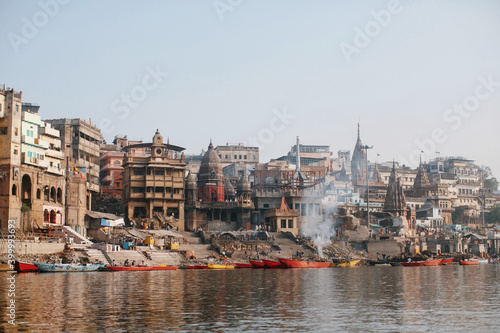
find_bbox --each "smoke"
[300,200,338,257]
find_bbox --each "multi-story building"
[0,85,66,232]
[122,130,186,230]
[216,143,259,166]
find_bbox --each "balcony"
[45,149,64,159]
[39,126,59,137]
[46,165,64,176]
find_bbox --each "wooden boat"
[401,261,425,267]
[460,259,479,266]
[34,262,102,272]
[207,264,235,269]
[107,265,153,271]
[349,260,361,267]
[277,257,331,268]
[0,263,12,271]
[374,263,391,266]
[136,264,178,270]
[422,258,443,266]
[232,263,253,268]
[332,260,360,267]
[477,259,489,265]
[249,260,265,268]
[262,259,283,268]
[15,261,39,272]
[440,257,454,265]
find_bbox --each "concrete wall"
[0,240,65,255]
[366,239,401,257]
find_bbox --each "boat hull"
[233,263,253,268]
[440,258,454,265]
[107,266,153,271]
[262,259,283,268]
[460,260,479,265]
[34,262,101,272]
[401,261,425,267]
[249,260,265,268]
[278,258,331,268]
[15,261,38,272]
[208,264,235,269]
[422,259,443,266]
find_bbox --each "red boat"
[249,260,265,268]
[440,257,455,265]
[232,263,253,268]
[277,257,331,268]
[262,259,283,268]
[422,259,443,266]
[401,261,425,267]
[106,266,153,271]
[14,261,38,273]
[460,260,479,265]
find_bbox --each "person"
[131,260,136,266]
[111,260,116,266]
[124,259,130,266]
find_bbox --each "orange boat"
[249,260,265,268]
[277,257,331,268]
[262,259,283,268]
[460,260,479,266]
[137,264,178,270]
[422,259,443,266]
[440,257,455,265]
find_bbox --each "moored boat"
[262,259,283,268]
[440,257,455,265]
[107,265,153,271]
[349,260,361,267]
[35,262,102,272]
[277,257,331,268]
[15,261,39,272]
[249,260,265,268]
[401,261,425,267]
[422,259,443,266]
[0,263,12,271]
[460,259,479,266]
[477,259,489,265]
[233,262,253,268]
[207,264,235,269]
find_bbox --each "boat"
[15,261,39,272]
[374,263,391,267]
[422,259,443,266]
[107,265,153,271]
[249,260,265,268]
[34,262,102,272]
[232,263,253,268]
[262,259,283,268]
[137,264,178,270]
[477,259,489,265]
[277,257,331,268]
[332,260,361,267]
[0,263,12,271]
[440,257,455,265]
[401,261,425,267]
[460,259,479,266]
[207,264,235,269]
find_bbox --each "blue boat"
[33,262,103,272]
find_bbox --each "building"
[351,124,367,188]
[216,143,259,166]
[122,130,186,230]
[0,85,67,232]
[184,141,254,231]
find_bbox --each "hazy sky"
[1,1,499,177]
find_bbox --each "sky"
[1,0,499,178]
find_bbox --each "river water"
[2,264,500,332]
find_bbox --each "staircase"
[84,248,110,265]
[63,226,93,245]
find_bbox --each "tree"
[488,205,500,223]
[480,166,499,191]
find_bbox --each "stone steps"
[84,249,110,265]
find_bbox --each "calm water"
[2,265,500,332]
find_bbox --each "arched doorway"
[44,209,50,222]
[57,188,62,203]
[50,187,56,202]
[50,210,56,223]
[21,174,32,205]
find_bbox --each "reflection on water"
[1,265,500,332]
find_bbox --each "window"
[0,127,7,135]
[234,155,237,159]
[13,149,18,155]
[239,155,242,159]
[288,219,293,228]
[15,128,18,136]
[281,219,287,228]
[132,187,145,193]
[133,170,145,176]
[244,155,247,159]
[263,204,269,208]
[155,187,164,193]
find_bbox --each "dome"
[237,175,251,194]
[198,140,224,186]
